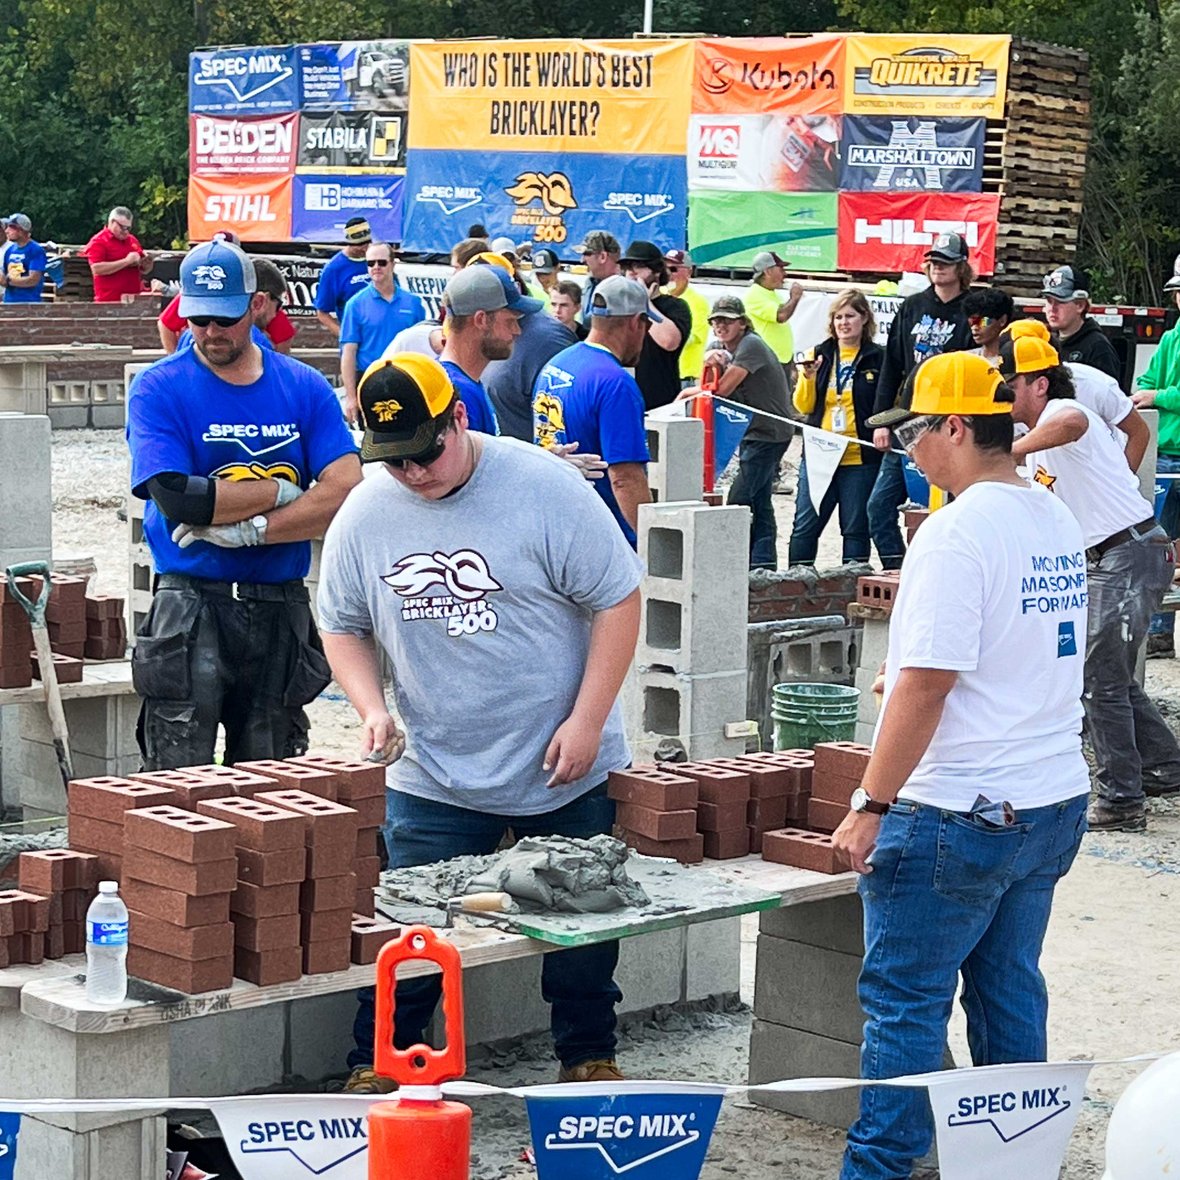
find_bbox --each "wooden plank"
[0,660,133,708]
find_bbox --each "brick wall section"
[748,565,867,623]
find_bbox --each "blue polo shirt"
[340,282,427,376]
[314,250,370,321]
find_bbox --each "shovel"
[6,561,74,788]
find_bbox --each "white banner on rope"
[801,425,850,513]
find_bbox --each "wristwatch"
[850,787,889,816]
[249,514,268,546]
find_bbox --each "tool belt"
[1085,516,1159,563]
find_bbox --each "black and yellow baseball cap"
[867,352,1011,428]
[357,355,456,463]
[998,335,1060,380]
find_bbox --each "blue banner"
[189,47,301,115]
[840,116,985,193]
[525,1091,722,1180]
[403,149,687,257]
[0,1113,18,1180]
[291,174,404,243]
[714,401,751,479]
[298,42,410,112]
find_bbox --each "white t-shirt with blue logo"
[880,481,1090,811]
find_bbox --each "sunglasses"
[894,414,943,453]
[367,259,391,268]
[967,315,994,328]
[188,311,246,328]
[384,424,452,470]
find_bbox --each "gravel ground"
[49,429,1180,1177]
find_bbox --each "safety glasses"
[894,414,943,453]
[188,311,247,328]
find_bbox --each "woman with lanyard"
[788,289,884,564]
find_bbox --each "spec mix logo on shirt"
[382,550,504,636]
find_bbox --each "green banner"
[687,191,838,270]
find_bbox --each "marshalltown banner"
[189,46,301,115]
[840,116,985,192]
[688,191,838,269]
[692,36,846,117]
[190,114,299,177]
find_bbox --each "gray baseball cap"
[2,213,31,232]
[587,274,664,322]
[531,248,559,274]
[490,236,518,257]
[752,250,787,276]
[443,265,544,316]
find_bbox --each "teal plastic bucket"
[771,682,860,751]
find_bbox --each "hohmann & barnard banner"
[290,175,405,243]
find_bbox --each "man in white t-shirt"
[1001,334,1180,832]
[833,352,1090,1180]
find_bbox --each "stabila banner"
[688,114,841,193]
[837,190,1000,274]
[844,35,1010,118]
[190,114,299,177]
[402,149,686,255]
[692,36,846,117]
[189,45,301,115]
[408,40,693,155]
[299,41,410,111]
[290,174,404,243]
[188,174,293,242]
[841,116,985,193]
[298,110,406,170]
[687,190,838,269]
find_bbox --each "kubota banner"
[408,40,693,155]
[187,174,294,241]
[692,36,846,117]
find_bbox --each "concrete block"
[645,417,704,504]
[855,720,876,746]
[287,990,368,1082]
[633,668,748,762]
[462,955,550,1045]
[16,1112,168,1180]
[759,893,864,955]
[170,1003,287,1095]
[19,694,139,760]
[20,741,142,818]
[0,362,47,415]
[684,916,741,1001]
[0,413,52,552]
[47,406,90,430]
[857,616,890,670]
[753,935,865,1043]
[748,1018,862,1128]
[90,404,126,430]
[616,926,686,1011]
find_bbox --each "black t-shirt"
[635,293,692,411]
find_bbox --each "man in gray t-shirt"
[317,352,642,1093]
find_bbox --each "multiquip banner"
[840,116,985,192]
[190,114,299,177]
[688,114,841,192]
[189,46,301,115]
[692,36,846,117]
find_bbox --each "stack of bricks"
[131,764,275,809]
[609,765,702,863]
[0,890,51,966]
[197,796,307,986]
[256,789,359,975]
[84,594,127,661]
[42,573,88,659]
[0,577,33,689]
[854,572,900,614]
[904,508,929,546]
[68,775,178,880]
[122,805,239,994]
[235,759,339,800]
[720,752,811,853]
[18,848,99,957]
[677,762,752,861]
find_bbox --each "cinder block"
[684,917,741,1000]
[753,934,865,1043]
[285,990,364,1078]
[636,668,748,762]
[168,1005,288,1093]
[748,1019,862,1128]
[759,893,864,955]
[0,413,52,552]
[645,416,704,504]
[858,616,890,669]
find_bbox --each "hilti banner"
[187,174,293,241]
[840,116,985,193]
[837,191,999,274]
[190,114,299,177]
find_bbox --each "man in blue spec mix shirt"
[313,216,372,338]
[125,238,361,770]
[340,240,426,426]
[533,275,655,546]
[0,213,47,303]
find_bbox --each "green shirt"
[676,283,711,381]
[745,282,794,363]
[1137,324,1180,456]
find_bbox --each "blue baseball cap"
[178,239,257,319]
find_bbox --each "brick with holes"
[761,828,851,875]
[255,790,359,849]
[196,797,306,852]
[607,767,698,811]
[351,915,400,965]
[236,760,338,800]
[68,777,177,823]
[127,945,233,994]
[122,878,232,927]
[123,807,238,864]
[672,762,751,805]
[18,849,98,895]
[234,945,302,986]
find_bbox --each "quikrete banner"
[688,114,841,192]
[840,115,985,193]
[189,45,301,115]
[187,174,293,241]
[837,190,1000,274]
[408,40,694,155]
[402,149,686,254]
[297,110,406,170]
[291,174,404,243]
[692,36,846,117]
[190,114,299,177]
[299,41,410,111]
[844,34,1010,118]
[688,190,838,269]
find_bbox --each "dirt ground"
[54,429,1180,1177]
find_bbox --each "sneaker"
[343,1066,397,1094]
[1086,802,1148,832]
[558,1058,625,1083]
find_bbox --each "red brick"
[122,878,230,927]
[813,741,872,782]
[290,755,385,799]
[12,931,45,964]
[344,794,385,828]
[702,828,750,860]
[785,791,811,826]
[810,771,862,807]
[615,828,704,864]
[255,790,358,845]
[234,945,302,986]
[696,798,748,832]
[230,881,300,919]
[48,621,87,643]
[0,576,36,605]
[299,874,357,913]
[674,763,751,805]
[236,846,306,887]
[46,924,65,960]
[62,920,86,955]
[129,911,234,960]
[302,938,351,975]
[70,846,122,882]
[44,573,86,603]
[83,638,124,661]
[722,758,793,799]
[127,945,233,994]
[356,828,382,859]
[305,842,353,879]
[32,651,84,683]
[299,907,353,943]
[0,890,38,934]
[68,813,125,852]
[0,663,32,688]
[123,806,238,864]
[236,760,338,799]
[68,777,177,822]
[761,828,851,875]
[807,797,848,833]
[904,508,930,533]
[232,912,301,952]
[354,888,375,917]
[45,599,86,624]
[351,915,400,965]
[747,795,788,832]
[354,856,382,889]
[19,849,98,894]
[607,768,699,812]
[613,802,697,841]
[38,891,64,926]
[87,618,127,640]
[61,889,91,922]
[85,594,124,620]
[128,769,233,809]
[197,797,306,851]
[856,574,900,614]
[122,848,238,896]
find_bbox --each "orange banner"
[693,36,845,116]
[187,174,293,241]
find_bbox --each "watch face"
[850,787,868,811]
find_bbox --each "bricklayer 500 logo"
[505,170,578,243]
[855,47,998,97]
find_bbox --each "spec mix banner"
[189,46,301,115]
[0,1112,17,1180]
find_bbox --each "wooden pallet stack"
[989,38,1091,298]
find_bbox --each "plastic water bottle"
[85,881,128,1006]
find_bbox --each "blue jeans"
[1148,452,1180,639]
[840,793,1087,1180]
[866,451,907,570]
[788,457,877,565]
[728,438,789,569]
[349,784,622,1071]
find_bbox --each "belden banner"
[290,174,404,243]
[840,115,985,192]
[299,42,410,111]
[189,45,301,115]
[187,174,294,241]
[688,114,841,192]
[190,114,299,177]
[837,190,1000,274]
[297,110,407,170]
[688,190,838,269]
[692,36,846,118]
